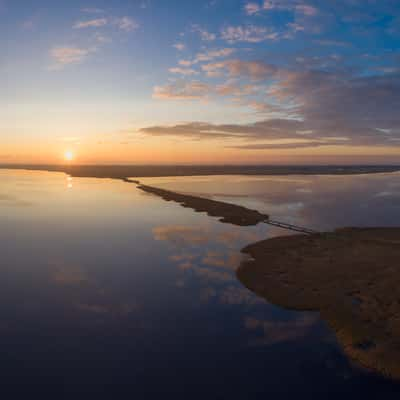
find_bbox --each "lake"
[1,169,400,398]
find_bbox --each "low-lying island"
[237,228,400,379]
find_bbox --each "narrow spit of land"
[131,179,316,232]
[133,180,269,226]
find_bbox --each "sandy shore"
[237,228,400,379]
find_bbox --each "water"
[1,169,400,398]
[141,173,400,232]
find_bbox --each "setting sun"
[64,150,74,162]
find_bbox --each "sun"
[64,150,75,162]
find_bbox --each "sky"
[1,0,400,165]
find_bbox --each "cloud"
[139,122,247,139]
[295,4,318,16]
[94,33,112,44]
[194,48,235,63]
[191,25,216,41]
[169,67,198,75]
[173,43,186,51]
[216,82,259,96]
[245,1,318,16]
[178,48,235,68]
[114,16,139,32]
[139,119,306,141]
[153,80,211,100]
[140,0,400,152]
[199,59,400,147]
[49,46,92,69]
[51,13,139,70]
[74,17,138,32]
[201,62,227,77]
[73,18,107,29]
[266,69,400,143]
[142,66,400,149]
[244,2,261,15]
[225,59,278,79]
[202,59,278,80]
[375,67,400,74]
[73,14,138,32]
[221,25,279,43]
[228,139,344,149]
[81,7,105,14]
[313,39,351,47]
[178,60,193,67]
[286,22,305,33]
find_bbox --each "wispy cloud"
[73,15,138,32]
[202,59,278,80]
[139,119,307,141]
[244,1,318,16]
[244,2,261,15]
[195,48,235,62]
[173,43,186,51]
[50,12,139,70]
[93,32,112,44]
[114,16,139,32]
[295,4,318,16]
[49,46,93,69]
[153,81,211,100]
[81,7,105,14]
[191,25,217,41]
[73,18,108,29]
[313,39,351,47]
[221,25,279,43]
[178,48,235,67]
[169,67,198,76]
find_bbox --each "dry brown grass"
[138,184,269,226]
[237,228,400,379]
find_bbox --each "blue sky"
[1,0,400,164]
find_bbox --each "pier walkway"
[265,219,317,234]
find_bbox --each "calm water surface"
[1,170,400,398]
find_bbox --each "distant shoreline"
[1,164,400,179]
